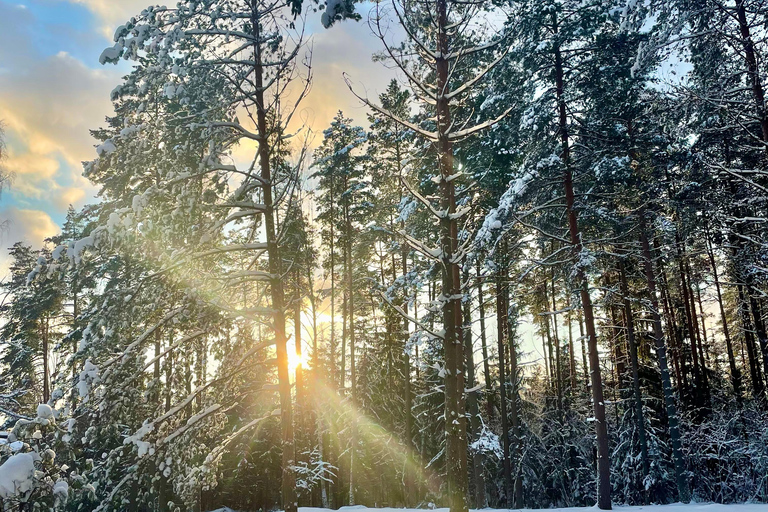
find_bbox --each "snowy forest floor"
[209,504,768,512]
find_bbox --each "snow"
[470,425,502,458]
[124,420,154,458]
[72,235,95,265]
[320,0,344,28]
[291,505,768,512]
[36,403,54,420]
[77,359,99,398]
[52,244,66,261]
[163,83,177,99]
[96,139,117,156]
[99,43,123,65]
[53,479,69,499]
[0,452,36,498]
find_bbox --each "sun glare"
[287,348,307,374]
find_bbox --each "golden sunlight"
[287,346,307,374]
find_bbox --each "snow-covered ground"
[210,504,768,512]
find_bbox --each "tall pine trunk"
[496,269,514,505]
[435,0,468,509]
[253,10,296,511]
[477,261,494,420]
[618,259,650,480]
[639,214,689,503]
[552,13,611,507]
[705,232,741,400]
[463,269,487,508]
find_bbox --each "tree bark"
[463,270,487,509]
[736,0,768,144]
[435,0,467,508]
[552,12,611,507]
[705,233,741,400]
[737,283,764,397]
[618,259,650,480]
[253,9,296,510]
[477,261,494,420]
[639,214,689,503]
[496,270,514,506]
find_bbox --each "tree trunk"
[496,270,514,506]
[253,9,296,510]
[736,0,768,144]
[552,12,611,507]
[346,202,357,505]
[567,297,577,393]
[507,292,523,508]
[580,312,589,394]
[657,258,686,391]
[618,259,650,480]
[477,261,494,420]
[676,236,704,398]
[463,270,487,509]
[435,0,467,508]
[42,316,50,404]
[550,270,564,410]
[639,214,689,503]
[705,233,741,400]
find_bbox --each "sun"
[287,348,308,374]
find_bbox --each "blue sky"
[0,0,395,257]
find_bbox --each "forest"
[0,0,768,511]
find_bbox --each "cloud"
[51,186,86,210]
[0,206,59,276]
[67,0,152,39]
[0,207,59,248]
[0,47,110,213]
[299,16,399,136]
[0,51,118,166]
[2,149,59,197]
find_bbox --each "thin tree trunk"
[640,214,690,503]
[42,317,50,403]
[507,293,523,508]
[657,257,686,391]
[402,239,415,505]
[253,10,296,510]
[747,289,768,387]
[346,202,356,506]
[695,284,710,363]
[552,12,611,506]
[736,0,768,144]
[580,312,589,394]
[295,283,305,459]
[567,297,577,393]
[496,270,514,506]
[477,261,494,420]
[683,250,709,377]
[618,259,650,480]
[550,271,563,410]
[463,270,487,509]
[676,236,703,395]
[706,233,741,401]
[738,284,764,397]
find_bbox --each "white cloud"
[67,0,152,39]
[0,50,109,212]
[0,207,59,248]
[0,207,59,276]
[0,51,118,166]
[299,16,399,136]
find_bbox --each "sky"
[0,0,396,257]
